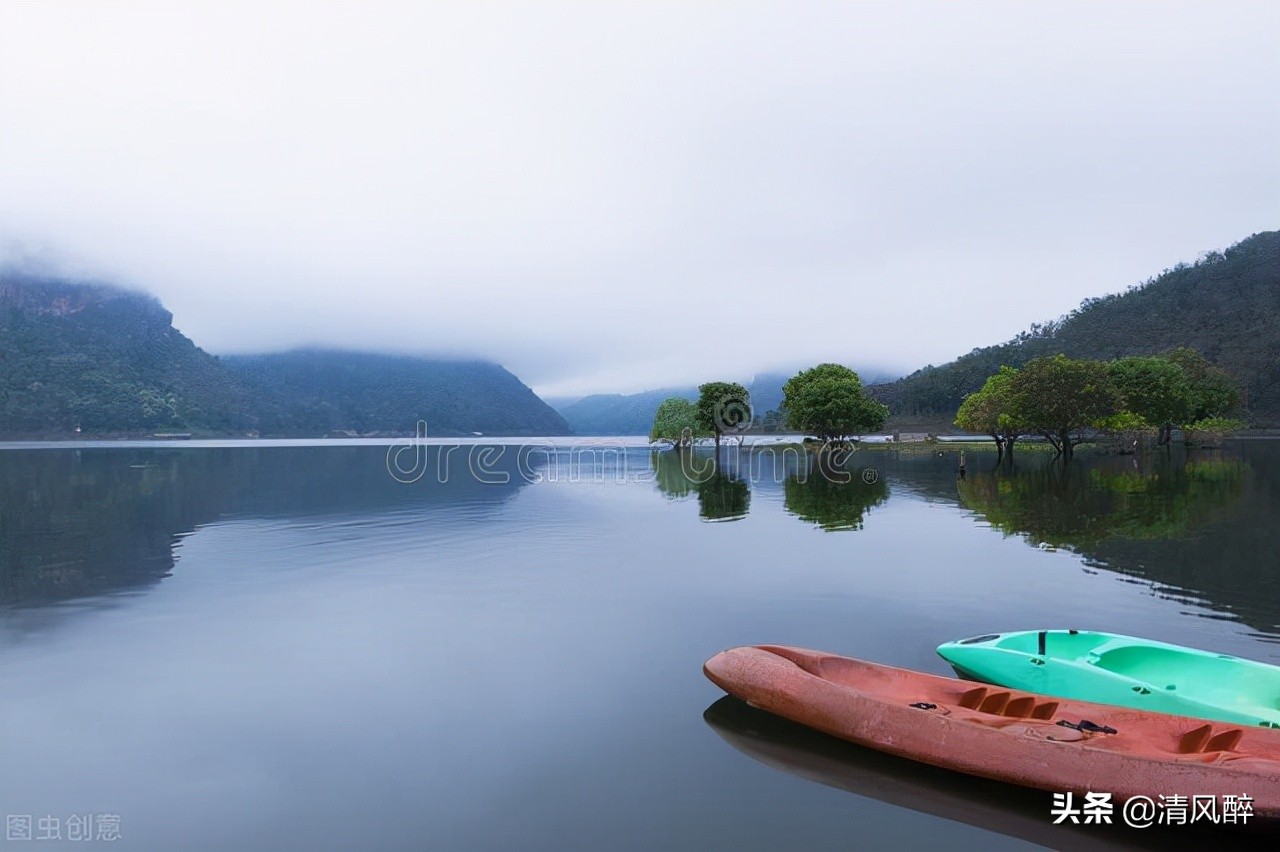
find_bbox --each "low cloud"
[2,2,1277,395]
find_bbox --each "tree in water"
[695,382,752,453]
[782,364,888,447]
[648,397,706,450]
[1166,348,1241,423]
[954,365,1025,461]
[1009,355,1120,461]
[1107,356,1192,446]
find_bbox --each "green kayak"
[937,630,1280,729]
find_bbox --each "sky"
[1,2,1277,398]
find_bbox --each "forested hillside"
[556,388,697,436]
[872,231,1280,424]
[0,276,569,437]
[225,350,570,436]
[0,276,252,433]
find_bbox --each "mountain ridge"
[224,349,570,436]
[870,230,1280,425]
[0,275,569,437]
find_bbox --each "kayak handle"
[1057,719,1117,735]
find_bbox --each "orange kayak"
[704,645,1280,818]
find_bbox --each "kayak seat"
[1093,645,1280,710]
[959,686,1059,719]
[1178,724,1244,754]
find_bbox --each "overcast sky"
[1,2,1277,397]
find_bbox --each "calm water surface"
[3,439,1279,850]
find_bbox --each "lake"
[2,438,1279,850]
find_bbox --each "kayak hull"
[704,645,1280,817]
[937,630,1280,729]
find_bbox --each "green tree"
[648,397,704,449]
[954,366,1025,460]
[782,364,888,444]
[695,382,751,451]
[1185,416,1247,447]
[1093,410,1156,454]
[1009,355,1120,461]
[1165,348,1240,423]
[1107,356,1192,445]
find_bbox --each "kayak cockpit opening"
[994,630,1112,657]
[956,633,1001,645]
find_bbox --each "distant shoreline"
[2,430,1274,451]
